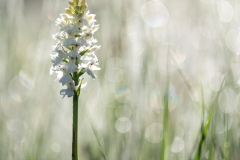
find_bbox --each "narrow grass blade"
[161,83,169,160]
[86,110,107,160]
[194,77,225,160]
[161,46,170,160]
[194,85,205,160]
[224,114,229,160]
[208,117,214,160]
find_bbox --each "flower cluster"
[50,0,100,98]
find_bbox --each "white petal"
[81,82,87,88]
[51,54,65,66]
[76,38,87,46]
[57,71,64,79]
[90,64,101,71]
[50,66,55,75]
[86,68,97,79]
[60,89,74,98]
[81,55,92,61]
[62,37,75,46]
[90,45,101,52]
[59,74,72,85]
[65,62,77,73]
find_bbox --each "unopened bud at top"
[81,4,88,12]
[81,0,86,5]
[65,8,72,15]
[73,0,79,5]
[69,1,74,7]
[75,6,81,12]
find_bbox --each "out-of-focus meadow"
[1,0,240,159]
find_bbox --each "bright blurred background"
[1,0,240,159]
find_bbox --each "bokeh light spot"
[150,91,162,111]
[105,57,122,69]
[208,72,223,92]
[216,0,234,23]
[6,119,28,142]
[168,84,178,112]
[218,88,236,113]
[115,105,132,119]
[104,68,123,83]
[1,93,22,117]
[8,76,32,102]
[145,123,163,143]
[170,137,185,153]
[115,88,131,103]
[170,46,186,65]
[19,63,37,89]
[234,93,240,115]
[51,142,61,153]
[200,0,215,4]
[225,29,240,54]
[234,4,240,23]
[140,0,169,27]
[115,117,132,133]
[215,115,233,134]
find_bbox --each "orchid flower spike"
[50,0,101,98]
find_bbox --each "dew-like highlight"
[145,123,163,143]
[150,90,162,111]
[234,93,240,115]
[170,137,185,153]
[215,112,233,134]
[225,29,240,54]
[208,72,223,92]
[19,63,37,89]
[140,0,169,27]
[218,88,236,113]
[104,68,123,83]
[168,84,178,112]
[6,119,28,142]
[170,46,186,65]
[216,0,234,23]
[1,93,22,117]
[51,142,61,153]
[115,88,131,103]
[8,76,32,102]
[115,117,132,133]
[234,4,240,23]
[115,105,132,119]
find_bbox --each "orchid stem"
[72,72,80,160]
[72,93,79,160]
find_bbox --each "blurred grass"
[1,0,240,160]
[195,78,224,160]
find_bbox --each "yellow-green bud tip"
[69,1,74,7]
[75,6,81,12]
[73,0,79,5]
[65,8,72,15]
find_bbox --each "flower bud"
[75,5,81,12]
[65,8,72,15]
[82,4,88,12]
[77,13,83,18]
[81,0,86,5]
[73,0,79,5]
[69,1,74,7]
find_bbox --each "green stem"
[72,93,79,160]
[72,72,81,160]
